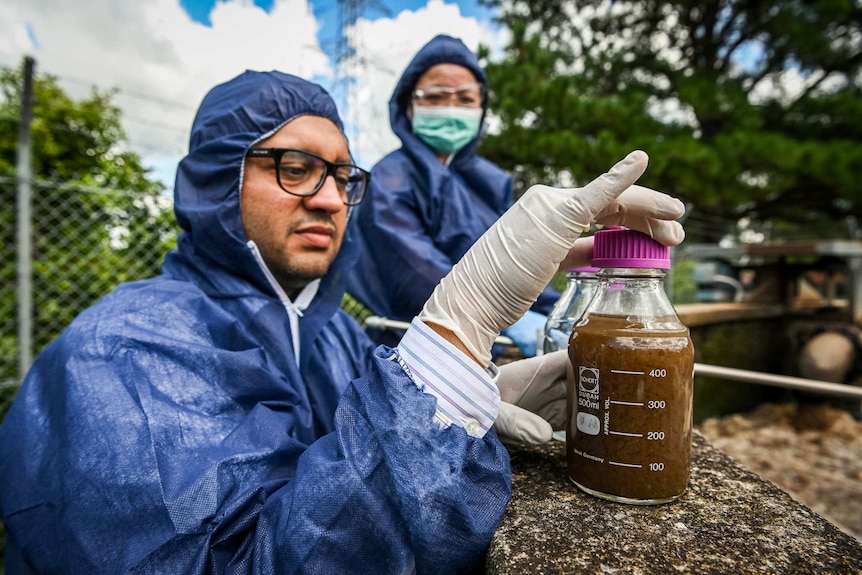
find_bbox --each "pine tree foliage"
[478,0,862,242]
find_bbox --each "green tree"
[0,62,177,392]
[479,0,862,242]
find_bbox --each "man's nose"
[304,174,345,213]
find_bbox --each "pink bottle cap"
[591,226,671,269]
[568,266,600,273]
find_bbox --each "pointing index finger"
[581,150,650,212]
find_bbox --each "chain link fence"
[1,175,178,418]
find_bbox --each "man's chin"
[277,253,337,290]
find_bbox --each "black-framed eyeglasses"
[245,147,371,206]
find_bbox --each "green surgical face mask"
[411,106,483,154]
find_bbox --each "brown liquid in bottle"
[567,313,694,504]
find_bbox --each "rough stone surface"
[486,432,862,574]
[698,402,862,542]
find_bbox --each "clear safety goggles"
[411,83,484,108]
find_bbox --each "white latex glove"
[494,350,570,444]
[419,150,685,366]
[498,350,568,430]
[494,402,553,445]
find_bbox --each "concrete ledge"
[486,432,862,574]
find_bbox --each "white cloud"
[0,0,332,187]
[0,0,505,186]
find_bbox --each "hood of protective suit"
[390,34,489,167]
[171,69,358,300]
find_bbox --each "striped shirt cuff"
[397,318,500,438]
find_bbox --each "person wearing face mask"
[347,34,558,357]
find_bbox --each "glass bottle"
[542,267,599,354]
[567,227,694,505]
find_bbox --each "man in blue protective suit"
[0,70,686,574]
[346,35,559,356]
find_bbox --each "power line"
[121,115,189,136]
[55,74,196,112]
[0,175,171,197]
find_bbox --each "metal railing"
[694,363,862,400]
[362,317,862,400]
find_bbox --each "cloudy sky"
[0,0,508,187]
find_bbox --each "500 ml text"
[578,395,599,409]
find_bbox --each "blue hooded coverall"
[346,35,558,347]
[0,71,511,574]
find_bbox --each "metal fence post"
[16,56,35,380]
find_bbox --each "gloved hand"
[419,150,685,366]
[494,402,554,445]
[494,350,569,444]
[501,310,547,357]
